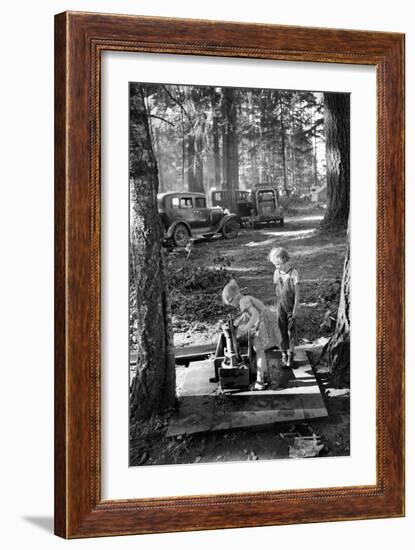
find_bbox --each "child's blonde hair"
[222,279,240,305]
[268,246,289,264]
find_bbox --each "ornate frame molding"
[55,12,404,538]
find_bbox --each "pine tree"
[129,83,176,419]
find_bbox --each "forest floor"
[130,206,350,467]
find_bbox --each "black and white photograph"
[129,81,350,467]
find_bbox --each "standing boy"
[268,247,300,368]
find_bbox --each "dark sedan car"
[210,186,284,227]
[158,191,239,246]
[251,186,284,227]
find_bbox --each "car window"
[171,197,179,208]
[258,192,275,202]
[179,197,193,208]
[195,198,206,208]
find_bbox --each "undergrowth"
[167,249,234,324]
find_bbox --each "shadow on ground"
[22,516,54,533]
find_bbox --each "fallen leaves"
[288,434,324,459]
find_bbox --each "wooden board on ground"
[130,343,217,366]
[167,348,328,437]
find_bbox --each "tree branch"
[148,114,175,127]
[161,85,192,123]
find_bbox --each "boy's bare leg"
[288,316,296,367]
[278,307,291,367]
[255,350,269,388]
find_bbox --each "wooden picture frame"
[54,11,405,538]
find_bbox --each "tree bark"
[325,239,350,387]
[312,105,319,190]
[221,88,239,209]
[290,98,297,193]
[153,127,164,192]
[279,94,289,196]
[194,133,205,193]
[129,83,176,420]
[212,90,222,186]
[186,134,196,191]
[259,94,265,183]
[321,93,350,231]
[248,94,259,185]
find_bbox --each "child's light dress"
[238,295,281,351]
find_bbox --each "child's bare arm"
[234,312,249,326]
[293,284,300,317]
[238,306,259,334]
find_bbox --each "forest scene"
[129,82,350,467]
[140,84,326,196]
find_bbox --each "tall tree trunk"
[212,91,222,186]
[129,83,176,420]
[324,239,350,387]
[194,133,204,193]
[250,145,258,187]
[221,123,228,189]
[181,110,186,190]
[271,130,276,185]
[290,95,297,192]
[312,105,319,190]
[259,95,265,182]
[279,92,290,196]
[279,94,288,195]
[153,127,164,192]
[221,88,239,209]
[186,134,196,191]
[249,94,259,185]
[321,93,350,231]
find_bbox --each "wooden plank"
[291,349,314,380]
[174,344,216,361]
[167,394,308,436]
[213,409,306,431]
[130,344,217,365]
[236,383,321,397]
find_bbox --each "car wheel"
[172,223,190,247]
[222,219,239,239]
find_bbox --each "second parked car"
[158,191,240,247]
[250,186,284,227]
[210,186,284,227]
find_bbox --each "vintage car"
[249,185,284,227]
[211,189,251,214]
[157,191,240,247]
[210,186,284,227]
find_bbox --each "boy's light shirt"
[273,267,300,286]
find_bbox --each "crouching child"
[222,279,281,390]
